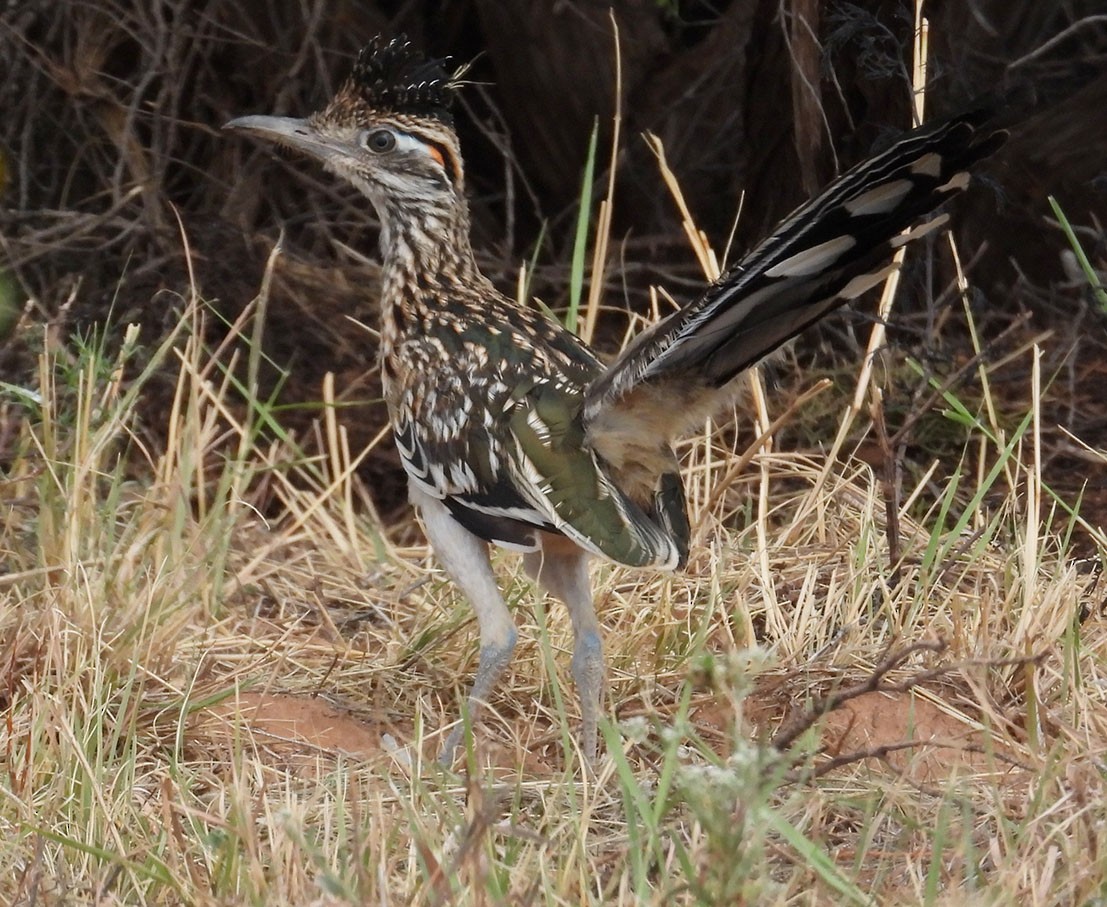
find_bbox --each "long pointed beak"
[223,115,336,162]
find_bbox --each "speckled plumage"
[226,36,1005,765]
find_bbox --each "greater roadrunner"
[227,36,1005,765]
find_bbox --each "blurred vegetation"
[1,0,1105,518]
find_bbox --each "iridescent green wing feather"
[505,379,686,569]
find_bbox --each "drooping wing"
[502,378,687,569]
[392,303,687,568]
[395,374,686,569]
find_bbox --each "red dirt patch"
[197,692,390,769]
[194,691,560,775]
[687,683,1026,786]
[815,690,1015,783]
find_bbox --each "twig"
[772,639,946,750]
[788,736,1035,784]
[771,640,1047,751]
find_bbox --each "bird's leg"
[523,547,602,763]
[412,489,518,765]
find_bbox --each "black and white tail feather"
[584,108,1006,437]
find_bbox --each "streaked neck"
[376,194,480,294]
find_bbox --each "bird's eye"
[363,129,396,153]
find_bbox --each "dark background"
[2,0,1105,525]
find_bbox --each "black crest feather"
[348,35,458,124]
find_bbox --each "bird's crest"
[344,35,462,125]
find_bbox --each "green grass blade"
[566,119,599,334]
[765,811,873,906]
[1049,195,1107,313]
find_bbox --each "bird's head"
[225,36,466,217]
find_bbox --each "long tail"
[583,108,1006,438]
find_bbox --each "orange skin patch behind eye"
[427,142,462,184]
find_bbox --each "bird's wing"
[395,371,686,568]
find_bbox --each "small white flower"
[619,715,650,744]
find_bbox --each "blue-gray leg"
[524,548,602,763]
[412,489,518,765]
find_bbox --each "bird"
[225,35,1005,766]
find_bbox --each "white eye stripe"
[393,131,433,155]
[363,127,443,164]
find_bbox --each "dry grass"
[4,6,1107,904]
[2,236,1106,906]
